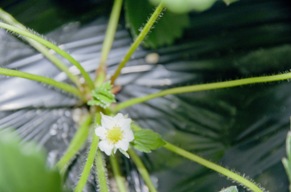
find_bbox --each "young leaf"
[220,186,239,192]
[0,131,64,192]
[87,81,116,108]
[125,0,190,48]
[132,128,166,153]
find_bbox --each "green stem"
[0,8,81,88]
[74,134,99,192]
[114,72,291,112]
[164,142,263,192]
[128,149,157,192]
[110,155,127,192]
[95,0,123,86]
[110,2,164,84]
[57,115,92,174]
[95,150,109,192]
[0,22,95,90]
[0,67,82,98]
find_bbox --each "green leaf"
[132,128,166,153]
[219,186,239,192]
[223,0,239,6]
[125,0,190,48]
[150,0,217,13]
[0,131,63,192]
[87,81,116,108]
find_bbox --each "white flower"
[95,113,134,156]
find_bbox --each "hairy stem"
[0,22,95,89]
[110,155,127,192]
[74,134,99,192]
[95,150,109,192]
[114,72,291,112]
[110,2,164,84]
[0,67,82,98]
[128,149,157,192]
[0,8,81,88]
[95,0,123,86]
[57,114,92,174]
[164,142,263,192]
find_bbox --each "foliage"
[125,0,190,48]
[0,0,290,192]
[132,127,166,153]
[0,131,64,192]
[87,82,116,108]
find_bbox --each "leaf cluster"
[87,82,116,108]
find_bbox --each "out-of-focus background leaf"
[0,131,63,192]
[125,0,190,48]
[0,0,109,33]
[0,0,291,191]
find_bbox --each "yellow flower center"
[106,126,123,144]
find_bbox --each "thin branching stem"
[110,2,164,84]
[95,150,109,192]
[110,155,127,192]
[74,134,99,192]
[57,114,92,174]
[95,0,123,86]
[128,149,157,192]
[0,67,82,98]
[0,8,81,88]
[164,142,263,192]
[113,72,291,112]
[0,22,95,90]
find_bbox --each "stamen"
[106,126,123,144]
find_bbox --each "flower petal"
[95,126,107,139]
[101,113,115,129]
[115,140,130,151]
[123,129,134,142]
[99,140,114,156]
[114,113,124,121]
[114,113,131,128]
[114,113,129,126]
[118,118,131,130]
[98,112,134,157]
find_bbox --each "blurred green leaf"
[132,129,166,153]
[125,0,190,48]
[0,131,63,192]
[223,0,239,6]
[0,0,109,33]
